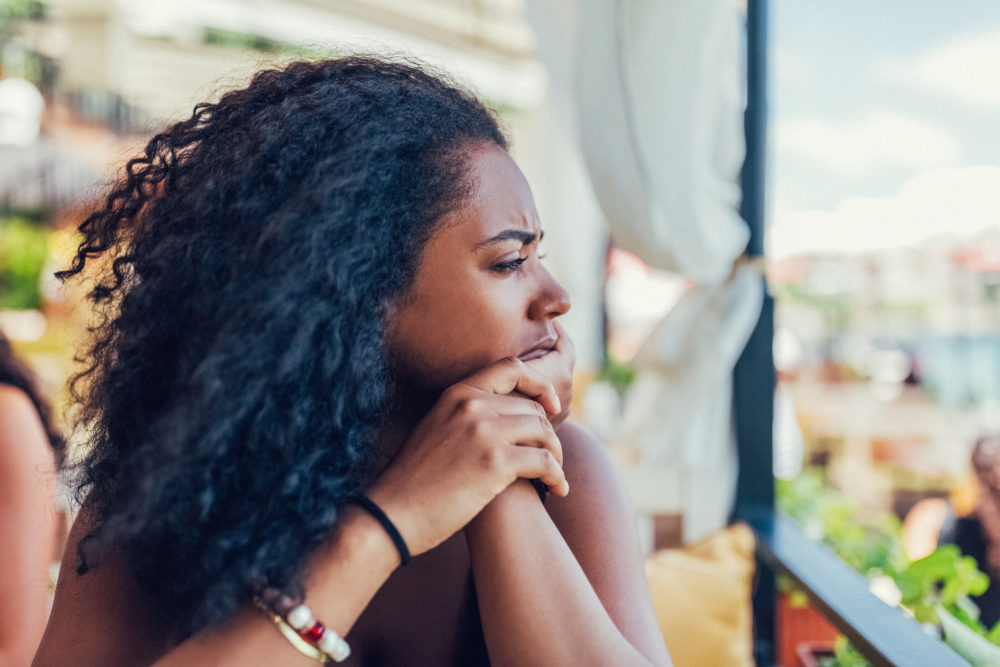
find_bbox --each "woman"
[0,333,64,664]
[34,57,670,666]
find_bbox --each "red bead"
[301,620,326,643]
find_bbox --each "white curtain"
[528,0,764,542]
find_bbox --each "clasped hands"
[368,322,574,557]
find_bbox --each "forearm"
[465,480,657,667]
[154,506,399,665]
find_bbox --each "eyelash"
[491,252,547,274]
[492,256,528,273]
[490,239,548,273]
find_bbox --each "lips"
[517,337,557,362]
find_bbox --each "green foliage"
[777,468,908,576]
[202,27,336,61]
[779,468,1000,665]
[600,355,637,397]
[773,282,852,331]
[895,545,989,624]
[818,637,870,667]
[0,216,50,310]
[0,0,45,21]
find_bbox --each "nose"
[528,265,571,320]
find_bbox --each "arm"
[465,421,672,667]
[154,505,402,665]
[0,386,60,665]
[160,358,568,664]
[35,358,569,666]
[35,499,402,666]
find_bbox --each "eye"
[492,256,528,273]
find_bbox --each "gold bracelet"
[253,597,351,663]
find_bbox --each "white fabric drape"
[528,0,764,541]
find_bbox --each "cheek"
[387,284,525,387]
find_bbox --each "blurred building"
[1,0,608,368]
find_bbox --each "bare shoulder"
[548,420,629,523]
[554,420,616,477]
[0,381,32,407]
[546,420,670,661]
[545,419,635,563]
[33,504,173,666]
[0,383,45,437]
[0,384,51,484]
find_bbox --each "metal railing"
[732,2,970,664]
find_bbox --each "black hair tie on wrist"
[349,495,411,566]
[530,478,548,503]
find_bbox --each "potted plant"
[779,468,1000,666]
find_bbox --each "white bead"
[286,605,313,631]
[329,637,351,662]
[319,631,351,662]
[318,630,340,653]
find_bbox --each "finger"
[485,393,552,418]
[439,387,550,421]
[493,413,563,465]
[462,358,560,415]
[508,446,570,497]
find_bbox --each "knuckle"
[537,414,553,432]
[503,356,524,370]
[481,445,505,472]
[443,384,469,404]
[454,396,483,416]
[465,419,489,440]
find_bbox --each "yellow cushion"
[645,522,756,667]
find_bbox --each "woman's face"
[387,144,571,395]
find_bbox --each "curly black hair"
[57,56,506,637]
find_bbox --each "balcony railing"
[733,3,970,664]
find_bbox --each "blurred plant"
[599,355,636,399]
[0,215,50,310]
[0,0,44,23]
[779,467,998,666]
[202,27,335,61]
[0,0,45,49]
[778,467,907,576]
[819,637,869,667]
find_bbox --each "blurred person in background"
[0,332,65,665]
[33,57,670,666]
[904,434,1000,626]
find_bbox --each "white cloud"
[880,27,1000,108]
[776,112,959,175]
[768,165,1000,258]
[773,48,813,88]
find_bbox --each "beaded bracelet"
[253,597,351,663]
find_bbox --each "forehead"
[435,145,540,246]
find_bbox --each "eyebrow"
[476,229,544,248]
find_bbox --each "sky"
[768,1,1000,258]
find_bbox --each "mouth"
[517,337,557,362]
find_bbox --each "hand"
[368,358,570,557]
[523,321,574,430]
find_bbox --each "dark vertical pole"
[733,0,776,665]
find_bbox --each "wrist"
[465,480,540,539]
[319,505,401,577]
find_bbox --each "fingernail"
[552,396,561,414]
